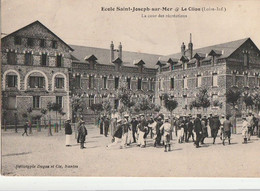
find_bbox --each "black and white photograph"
[1,0,260,178]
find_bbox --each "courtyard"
[1,124,260,177]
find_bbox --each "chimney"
[118,42,122,60]
[188,33,193,59]
[110,41,114,63]
[181,42,186,56]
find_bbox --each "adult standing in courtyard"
[200,117,208,145]
[155,116,163,146]
[104,116,110,137]
[211,115,221,144]
[78,121,87,149]
[137,114,148,148]
[187,116,194,142]
[65,119,72,147]
[220,115,225,140]
[194,114,202,148]
[76,117,84,143]
[131,116,138,143]
[222,116,232,145]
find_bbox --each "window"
[89,75,94,89]
[103,77,107,89]
[7,52,16,65]
[7,75,17,87]
[52,40,57,49]
[33,96,40,108]
[55,77,64,89]
[56,96,63,108]
[170,78,174,89]
[89,95,94,107]
[244,74,249,87]
[25,52,33,65]
[40,39,45,48]
[127,78,131,89]
[7,96,16,109]
[197,75,202,87]
[212,74,218,87]
[115,77,119,89]
[183,76,188,89]
[148,79,153,91]
[258,78,260,87]
[27,38,34,47]
[158,79,161,90]
[114,99,119,109]
[138,65,143,73]
[244,53,249,67]
[171,64,174,71]
[56,55,62,67]
[75,75,81,88]
[14,36,21,45]
[41,54,47,66]
[29,76,44,88]
[138,78,142,90]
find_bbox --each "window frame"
[33,96,41,109]
[52,40,58,49]
[41,53,47,66]
[40,39,46,48]
[55,77,64,89]
[27,38,34,47]
[7,75,17,88]
[137,78,142,90]
[56,96,63,108]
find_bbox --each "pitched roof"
[70,44,161,69]
[161,38,251,61]
[2,20,74,51]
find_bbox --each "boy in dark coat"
[78,121,87,149]
[22,122,29,136]
[194,114,202,148]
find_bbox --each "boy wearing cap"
[78,121,87,149]
[137,114,148,148]
[160,118,172,152]
[242,117,249,144]
[22,121,29,136]
[222,116,232,145]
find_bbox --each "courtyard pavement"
[1,124,260,177]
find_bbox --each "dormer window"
[85,55,97,70]
[113,57,123,72]
[115,77,119,89]
[138,78,142,90]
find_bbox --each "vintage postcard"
[1,0,260,177]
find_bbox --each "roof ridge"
[70,44,162,56]
[167,37,250,57]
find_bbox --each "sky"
[2,0,260,55]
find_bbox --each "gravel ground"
[1,125,260,177]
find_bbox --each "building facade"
[2,21,260,125]
[155,35,260,117]
[1,21,73,124]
